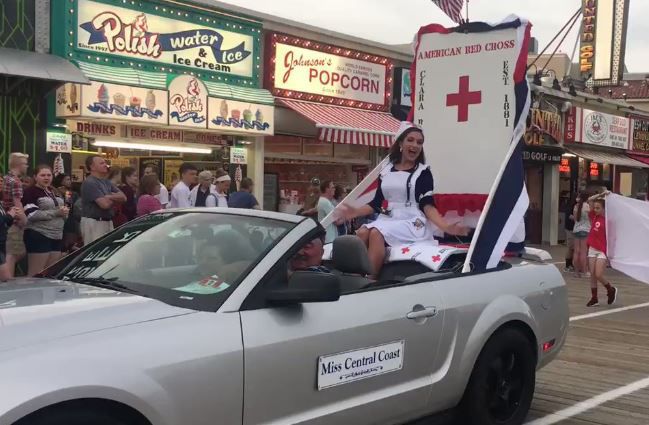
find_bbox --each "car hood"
[0,278,194,352]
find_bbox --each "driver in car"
[288,236,330,275]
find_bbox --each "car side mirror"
[266,271,341,305]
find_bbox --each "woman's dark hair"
[53,173,69,188]
[179,162,197,176]
[320,180,333,194]
[140,174,160,196]
[121,166,137,185]
[334,184,345,201]
[575,191,588,222]
[107,166,122,181]
[388,127,425,164]
[33,164,53,177]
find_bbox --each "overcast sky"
[219,0,649,72]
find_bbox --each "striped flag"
[432,0,465,23]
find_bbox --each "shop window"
[265,135,302,155]
[589,162,600,178]
[303,138,333,157]
[602,164,611,181]
[334,144,370,160]
[559,158,571,174]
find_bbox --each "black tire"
[458,327,536,425]
[16,408,129,425]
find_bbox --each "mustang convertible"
[0,209,568,425]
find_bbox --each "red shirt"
[137,195,162,217]
[587,211,607,254]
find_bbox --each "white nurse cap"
[394,121,422,141]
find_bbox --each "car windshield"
[48,212,294,311]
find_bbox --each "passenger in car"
[342,122,469,277]
[288,236,330,275]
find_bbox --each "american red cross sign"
[411,25,525,196]
[446,75,482,122]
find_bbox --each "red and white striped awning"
[279,99,401,148]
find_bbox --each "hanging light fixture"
[93,140,213,154]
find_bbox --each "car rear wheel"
[458,327,536,425]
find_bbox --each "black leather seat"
[331,236,374,291]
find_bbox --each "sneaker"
[582,272,592,279]
[586,298,599,307]
[607,287,618,305]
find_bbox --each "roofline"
[178,0,414,62]
[531,84,649,119]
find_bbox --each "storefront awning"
[628,154,649,166]
[0,48,89,85]
[77,62,274,104]
[279,99,400,148]
[565,145,649,168]
[77,61,166,89]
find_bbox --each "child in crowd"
[586,191,618,307]
[572,192,591,278]
[0,176,19,281]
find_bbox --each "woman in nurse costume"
[344,122,469,277]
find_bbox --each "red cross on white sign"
[446,75,482,122]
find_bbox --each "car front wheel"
[458,327,536,425]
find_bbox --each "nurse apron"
[364,163,438,247]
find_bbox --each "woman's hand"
[336,204,356,221]
[59,206,70,219]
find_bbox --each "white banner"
[76,0,255,78]
[273,42,387,105]
[606,193,649,284]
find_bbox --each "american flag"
[432,0,465,23]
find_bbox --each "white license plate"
[317,340,405,390]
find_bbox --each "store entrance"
[524,165,544,245]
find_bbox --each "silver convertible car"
[0,209,568,425]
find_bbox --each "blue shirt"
[228,191,258,209]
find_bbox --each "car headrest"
[332,235,372,275]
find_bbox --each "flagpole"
[465,0,470,23]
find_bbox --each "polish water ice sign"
[76,0,255,78]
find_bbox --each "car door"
[239,281,446,425]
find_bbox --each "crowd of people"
[0,152,261,280]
